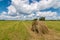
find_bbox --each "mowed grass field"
[0,20,60,40]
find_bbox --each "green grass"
[0,21,30,40]
[0,20,60,40]
[45,21,60,31]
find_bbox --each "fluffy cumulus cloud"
[8,5,17,16]
[0,0,60,20]
[53,0,60,8]
[36,11,57,17]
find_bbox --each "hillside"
[0,21,60,40]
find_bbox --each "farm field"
[0,20,60,40]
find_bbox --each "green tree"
[39,17,45,21]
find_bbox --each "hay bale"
[31,20,49,34]
[39,21,49,34]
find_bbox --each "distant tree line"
[33,17,60,21]
[39,17,45,21]
[33,17,45,21]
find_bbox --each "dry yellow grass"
[0,21,60,40]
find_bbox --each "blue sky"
[0,0,11,13]
[0,0,60,20]
[40,8,60,16]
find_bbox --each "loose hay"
[31,20,49,34]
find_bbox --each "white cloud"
[28,13,35,17]
[8,5,17,16]
[11,0,60,14]
[45,16,57,20]
[57,16,60,20]
[53,1,60,8]
[0,0,60,20]
[36,11,57,17]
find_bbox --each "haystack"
[31,19,49,34]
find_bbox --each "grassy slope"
[0,21,60,40]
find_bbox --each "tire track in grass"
[25,21,47,40]
[7,21,22,40]
[9,21,30,40]
[22,21,59,40]
[22,21,42,40]
[0,21,19,40]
